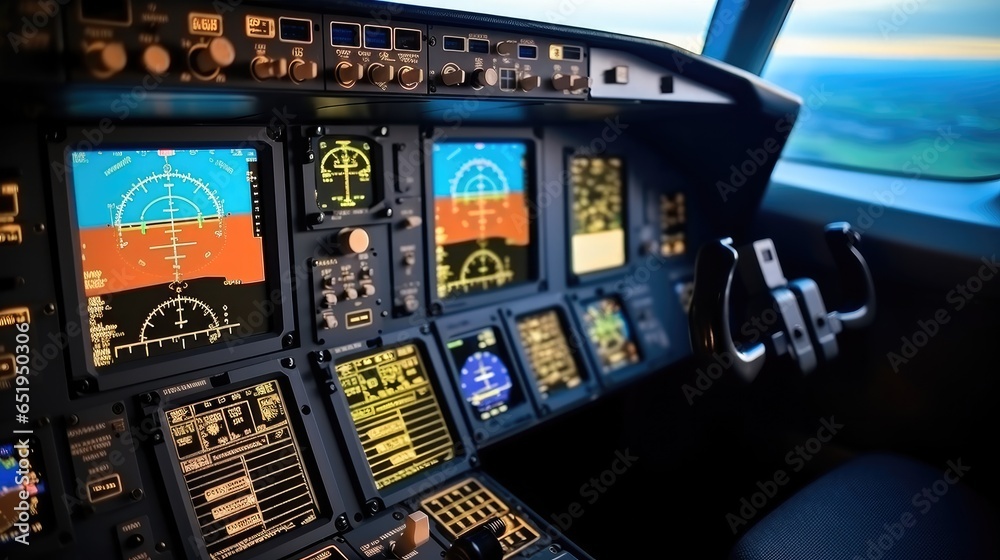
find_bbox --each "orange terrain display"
[79,214,264,297]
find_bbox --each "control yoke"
[689,222,875,379]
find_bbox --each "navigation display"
[335,344,456,490]
[581,297,640,374]
[164,380,319,560]
[70,147,272,370]
[570,156,626,274]
[516,309,583,398]
[0,437,54,547]
[433,141,533,298]
[447,327,522,421]
[315,137,375,210]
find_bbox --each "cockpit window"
[380,0,719,53]
[764,0,1000,179]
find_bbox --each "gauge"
[316,137,375,210]
[448,327,521,420]
[113,159,227,281]
[460,351,513,414]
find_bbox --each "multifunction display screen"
[570,156,626,274]
[335,344,457,490]
[70,147,272,370]
[581,297,641,374]
[447,327,522,420]
[164,380,319,559]
[516,309,583,398]
[433,141,533,298]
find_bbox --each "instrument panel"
[0,0,801,558]
[1,117,696,559]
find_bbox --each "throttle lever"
[688,238,766,383]
[824,222,875,329]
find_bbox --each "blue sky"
[384,0,1000,58]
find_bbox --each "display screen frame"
[48,127,296,392]
[300,127,390,225]
[424,128,545,315]
[144,362,344,560]
[325,328,473,511]
[565,149,631,284]
[435,310,536,445]
[502,293,597,416]
[569,287,647,386]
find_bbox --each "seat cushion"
[730,454,999,560]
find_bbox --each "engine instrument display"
[570,156,626,275]
[433,141,533,298]
[0,437,54,547]
[516,310,583,398]
[335,344,456,490]
[315,137,375,210]
[581,297,640,374]
[447,327,522,420]
[164,380,319,560]
[70,147,271,370]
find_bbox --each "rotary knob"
[367,63,393,84]
[191,37,235,78]
[496,41,517,56]
[289,59,318,83]
[552,73,584,91]
[141,44,170,76]
[519,73,541,92]
[86,41,127,78]
[472,67,498,88]
[335,61,362,87]
[336,228,370,255]
[398,66,423,89]
[251,57,288,80]
[440,67,466,86]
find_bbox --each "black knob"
[445,518,505,560]
[126,534,145,548]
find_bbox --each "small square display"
[516,309,583,398]
[447,327,523,420]
[581,297,640,373]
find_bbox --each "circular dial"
[316,138,374,210]
[139,295,233,347]
[457,248,513,293]
[459,350,513,414]
[572,157,623,233]
[113,160,226,284]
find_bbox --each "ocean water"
[762,57,1000,179]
